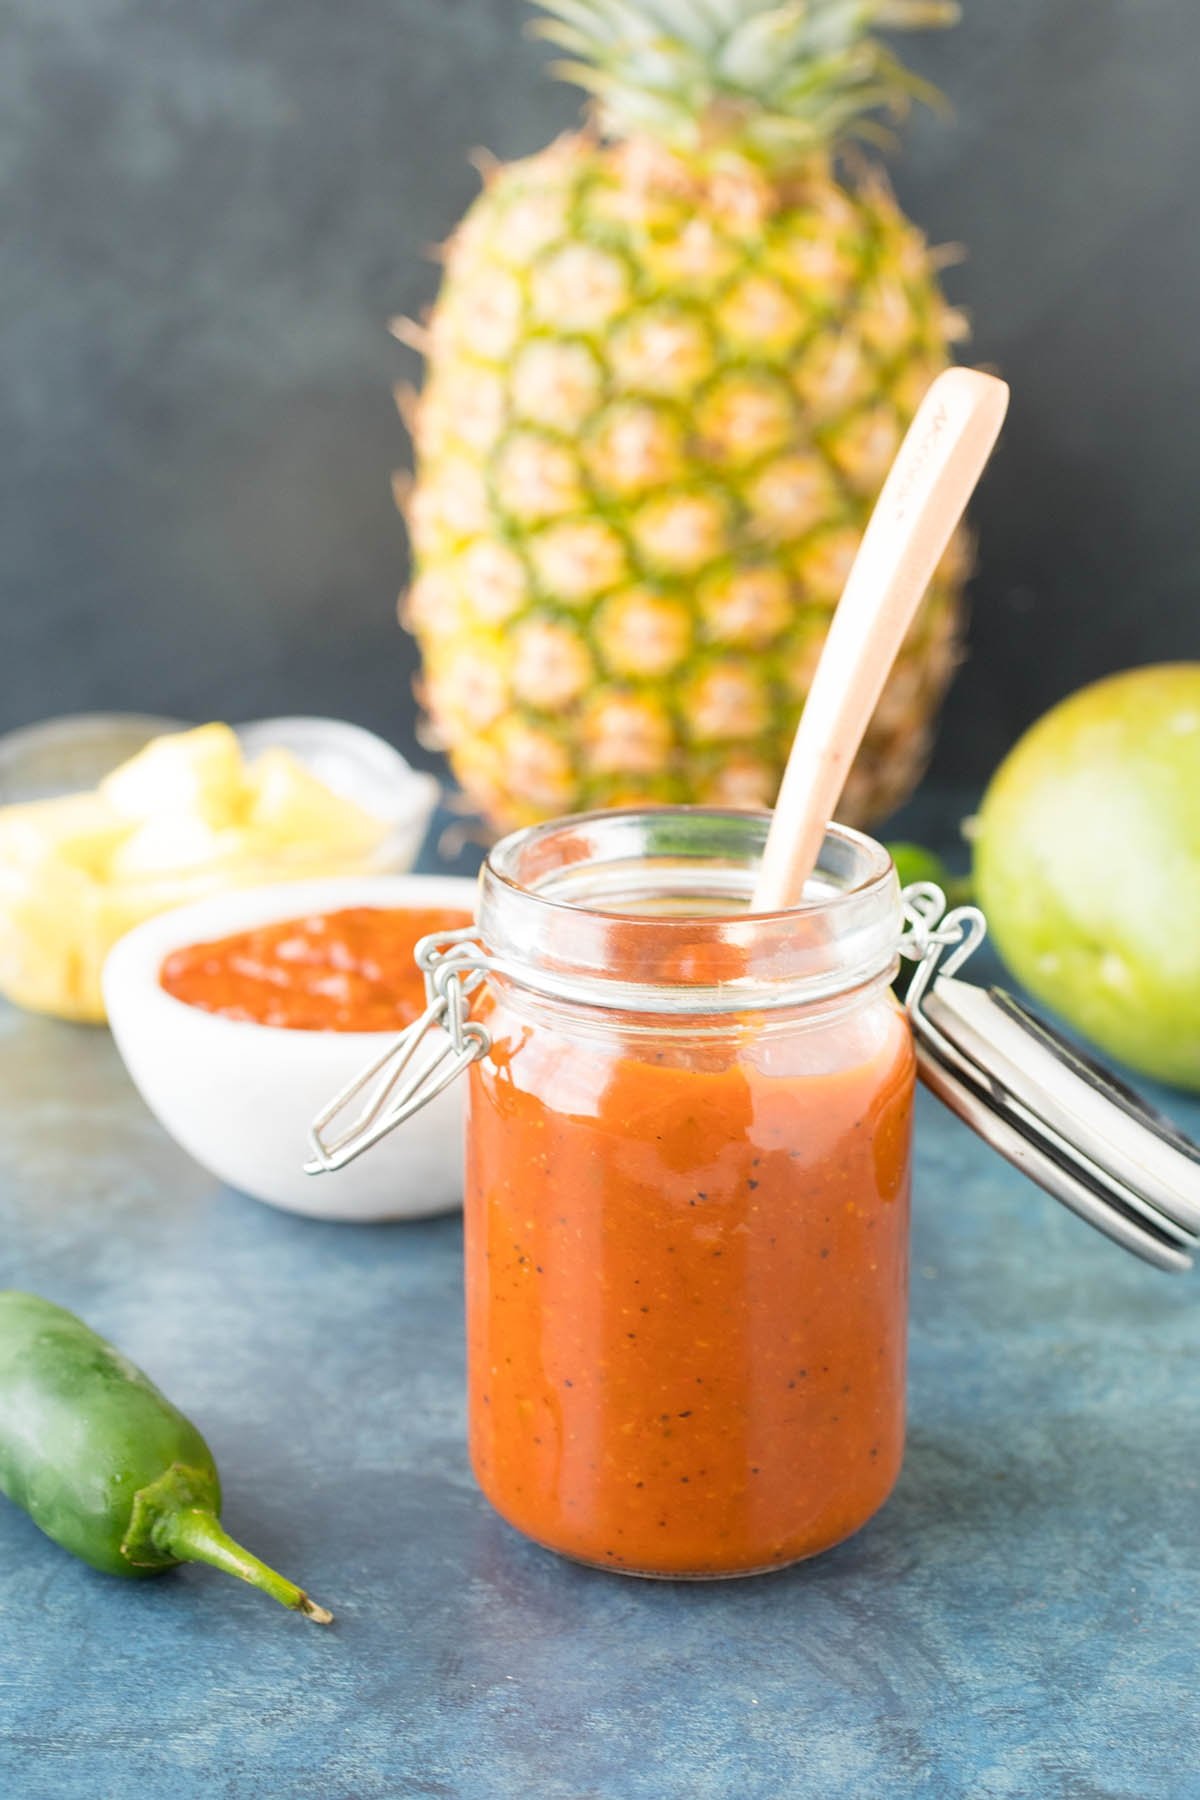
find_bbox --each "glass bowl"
[0,713,443,1022]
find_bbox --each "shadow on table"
[461,1401,1194,1616]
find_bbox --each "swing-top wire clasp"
[304,884,984,1179]
[304,927,494,1175]
[897,880,988,995]
[304,879,1200,1273]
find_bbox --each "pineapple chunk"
[0,792,129,876]
[0,860,108,1022]
[100,723,248,826]
[246,748,387,859]
[108,814,259,882]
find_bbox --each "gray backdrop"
[3,0,1198,789]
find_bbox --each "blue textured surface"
[1,820,1199,1798]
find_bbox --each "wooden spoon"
[751,366,1010,913]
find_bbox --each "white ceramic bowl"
[103,874,478,1222]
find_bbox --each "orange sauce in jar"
[465,954,915,1578]
[160,905,473,1031]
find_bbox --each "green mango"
[973,664,1200,1090]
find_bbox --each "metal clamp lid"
[901,887,1200,1272]
[305,885,1200,1273]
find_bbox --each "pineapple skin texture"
[402,135,969,832]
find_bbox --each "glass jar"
[465,809,911,1578]
[307,806,1200,1578]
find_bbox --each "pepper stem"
[155,1507,333,1624]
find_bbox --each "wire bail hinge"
[304,926,492,1175]
[898,880,987,1003]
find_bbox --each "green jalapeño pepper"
[0,1292,332,1623]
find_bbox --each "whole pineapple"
[397,0,969,831]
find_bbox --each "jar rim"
[477,808,902,1015]
[486,807,894,925]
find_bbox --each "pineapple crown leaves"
[530,0,957,164]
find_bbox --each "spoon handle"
[752,367,1010,913]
